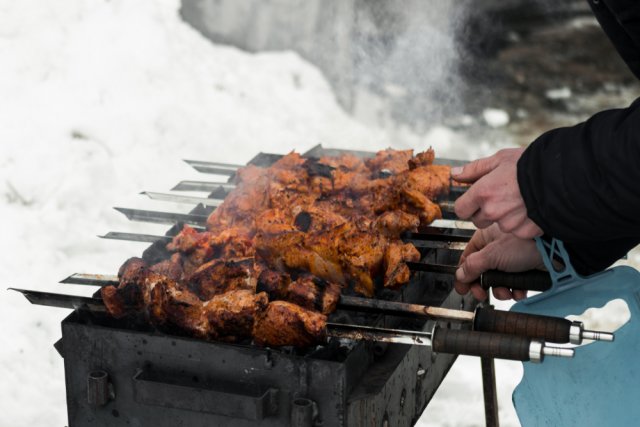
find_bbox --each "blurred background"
[1,0,638,426]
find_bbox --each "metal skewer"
[338,296,614,344]
[113,206,475,231]
[183,160,244,175]
[99,231,172,244]
[182,159,469,194]
[327,322,574,362]
[99,230,467,250]
[171,180,235,192]
[140,191,459,214]
[113,208,207,228]
[58,273,612,344]
[140,192,224,207]
[9,288,574,362]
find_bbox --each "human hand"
[452,148,543,239]
[454,224,544,301]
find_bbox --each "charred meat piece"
[187,257,255,300]
[149,283,268,342]
[104,259,184,319]
[150,253,184,282]
[256,269,291,300]
[383,242,421,289]
[147,279,209,338]
[258,271,341,315]
[373,210,420,238]
[407,147,435,169]
[203,290,269,341]
[287,275,342,315]
[365,148,414,175]
[253,301,327,347]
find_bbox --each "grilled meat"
[106,263,325,346]
[187,257,255,300]
[109,148,452,347]
[253,301,327,347]
[257,270,341,314]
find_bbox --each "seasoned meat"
[373,210,420,238]
[365,148,414,175]
[110,148,455,347]
[203,290,268,341]
[256,269,291,300]
[383,242,421,289]
[253,301,327,347]
[150,253,184,282]
[187,257,255,300]
[287,275,341,315]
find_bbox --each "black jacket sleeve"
[515,0,640,275]
[517,98,640,274]
[590,0,640,80]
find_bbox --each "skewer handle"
[432,327,532,361]
[474,308,570,344]
[474,308,614,344]
[481,269,552,292]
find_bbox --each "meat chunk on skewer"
[256,270,342,315]
[253,301,327,347]
[186,257,255,300]
[383,242,421,289]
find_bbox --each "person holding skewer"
[453,0,640,301]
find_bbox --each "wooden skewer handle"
[474,308,571,344]
[432,327,532,361]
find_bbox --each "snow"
[545,87,572,100]
[482,109,510,128]
[0,1,522,426]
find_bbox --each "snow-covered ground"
[4,1,631,426]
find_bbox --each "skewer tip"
[59,275,76,284]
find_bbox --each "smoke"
[350,0,471,129]
[181,0,477,131]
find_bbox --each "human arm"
[517,98,640,273]
[454,98,640,275]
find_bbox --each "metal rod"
[140,191,224,207]
[59,273,474,322]
[481,357,500,427]
[60,273,118,286]
[99,230,466,250]
[406,262,457,275]
[9,288,108,312]
[430,219,476,230]
[183,159,243,175]
[113,207,473,231]
[338,295,474,322]
[326,322,434,346]
[171,180,236,192]
[113,207,207,227]
[143,191,458,215]
[99,232,172,244]
[182,159,468,194]
[404,229,472,243]
[10,288,573,359]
